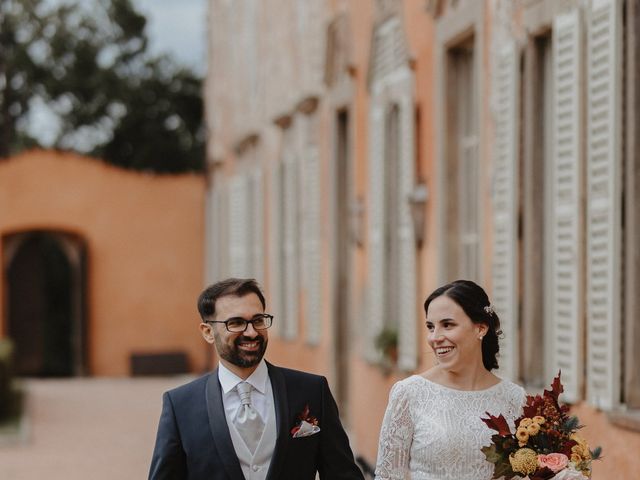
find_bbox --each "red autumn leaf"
[298,404,310,421]
[544,371,563,401]
[522,394,545,418]
[481,413,512,436]
[529,467,556,480]
[559,439,577,457]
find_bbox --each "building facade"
[205,0,640,475]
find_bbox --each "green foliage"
[481,434,517,479]
[374,327,398,356]
[0,0,204,173]
[561,415,581,434]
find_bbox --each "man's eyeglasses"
[206,313,274,333]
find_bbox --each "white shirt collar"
[218,359,269,395]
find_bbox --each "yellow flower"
[516,427,529,446]
[509,448,539,475]
[533,416,546,425]
[572,444,591,461]
[526,422,540,436]
[519,418,533,427]
[571,433,588,447]
[570,433,591,461]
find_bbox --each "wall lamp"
[408,181,429,248]
[350,196,366,248]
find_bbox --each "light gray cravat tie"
[233,381,264,454]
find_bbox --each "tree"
[0,0,204,173]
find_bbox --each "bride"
[374,280,526,480]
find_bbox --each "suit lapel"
[205,371,245,480]
[265,362,289,480]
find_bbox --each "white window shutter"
[228,174,250,277]
[367,103,386,361]
[218,182,230,279]
[204,184,215,284]
[492,42,519,381]
[250,169,264,283]
[586,0,622,410]
[550,9,584,403]
[206,184,226,284]
[304,143,322,345]
[269,162,283,337]
[397,92,417,371]
[283,156,299,339]
[371,23,391,83]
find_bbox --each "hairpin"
[484,304,495,316]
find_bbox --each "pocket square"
[292,420,321,438]
[290,404,321,438]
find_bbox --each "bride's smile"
[425,295,487,371]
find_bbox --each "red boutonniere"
[290,404,321,438]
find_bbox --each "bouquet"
[481,373,602,480]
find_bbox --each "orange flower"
[532,415,546,425]
[516,427,529,446]
[526,422,540,436]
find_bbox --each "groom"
[149,278,364,480]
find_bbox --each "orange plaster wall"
[0,150,206,376]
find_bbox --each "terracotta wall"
[0,150,206,375]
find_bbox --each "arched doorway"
[4,231,87,376]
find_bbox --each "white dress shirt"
[218,359,272,428]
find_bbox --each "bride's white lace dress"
[375,375,526,480]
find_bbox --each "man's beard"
[214,334,267,368]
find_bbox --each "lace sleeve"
[374,382,414,480]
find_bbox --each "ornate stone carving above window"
[325,14,355,88]
[367,16,411,89]
[375,0,401,23]
[426,0,475,19]
[234,133,259,156]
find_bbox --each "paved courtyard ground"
[0,376,194,479]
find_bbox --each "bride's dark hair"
[423,279,501,371]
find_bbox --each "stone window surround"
[434,0,485,284]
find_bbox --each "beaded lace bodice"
[375,375,526,480]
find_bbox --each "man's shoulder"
[268,363,325,384]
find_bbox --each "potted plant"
[374,326,399,366]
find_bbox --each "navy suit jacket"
[148,362,364,480]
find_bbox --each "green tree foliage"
[0,0,204,173]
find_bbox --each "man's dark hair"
[197,278,266,321]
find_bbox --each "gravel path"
[0,376,195,480]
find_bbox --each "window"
[521,32,555,389]
[271,123,299,340]
[367,16,417,370]
[383,105,401,336]
[445,38,481,281]
[512,0,627,407]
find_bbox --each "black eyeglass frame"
[205,313,274,333]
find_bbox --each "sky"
[27,0,208,148]
[132,0,208,74]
